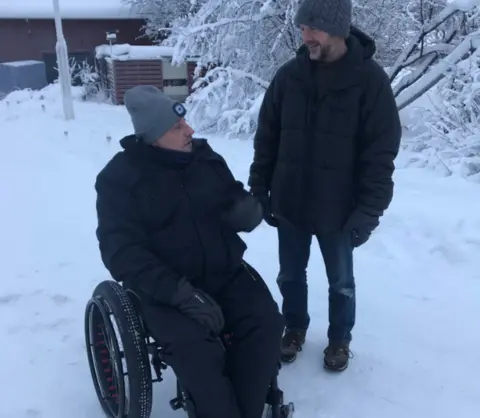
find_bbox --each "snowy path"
[1,91,479,418]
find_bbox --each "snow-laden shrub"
[404,50,480,182]
[52,57,106,102]
[185,66,267,137]
[70,60,107,103]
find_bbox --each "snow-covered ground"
[0,86,479,418]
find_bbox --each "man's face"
[154,118,194,152]
[300,25,334,61]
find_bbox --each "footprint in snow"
[50,293,71,305]
[0,293,22,305]
[8,318,73,334]
[35,318,73,331]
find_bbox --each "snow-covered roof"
[96,44,175,60]
[0,0,139,19]
[95,44,199,62]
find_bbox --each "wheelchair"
[84,279,295,418]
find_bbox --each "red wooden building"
[0,1,151,83]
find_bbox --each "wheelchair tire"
[85,280,153,418]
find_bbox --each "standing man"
[248,0,401,371]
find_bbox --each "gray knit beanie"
[124,85,187,145]
[294,0,352,39]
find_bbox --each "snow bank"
[0,0,137,19]
[95,44,175,61]
[1,84,85,104]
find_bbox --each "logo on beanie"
[172,102,186,117]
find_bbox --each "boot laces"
[324,343,354,359]
[284,330,304,348]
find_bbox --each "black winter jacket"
[248,27,402,233]
[95,135,256,304]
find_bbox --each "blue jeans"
[276,222,355,343]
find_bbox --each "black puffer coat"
[249,27,402,233]
[95,135,256,304]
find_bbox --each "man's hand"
[255,193,278,227]
[343,209,380,248]
[222,193,263,232]
[170,278,225,336]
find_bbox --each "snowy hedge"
[404,49,480,181]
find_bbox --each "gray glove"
[222,193,263,232]
[170,277,225,336]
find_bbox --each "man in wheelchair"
[94,85,285,418]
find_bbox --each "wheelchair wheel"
[85,280,153,418]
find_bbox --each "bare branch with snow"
[396,30,480,110]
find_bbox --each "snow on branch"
[388,3,460,81]
[389,0,480,112]
[402,42,456,68]
[185,66,269,136]
[396,30,480,110]
[402,46,480,182]
[159,16,253,36]
[393,29,458,98]
[160,9,284,37]
[451,0,480,12]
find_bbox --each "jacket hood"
[349,25,376,59]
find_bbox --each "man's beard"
[306,42,332,62]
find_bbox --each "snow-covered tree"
[122,0,203,39]
[392,0,480,109]
[401,49,480,181]
[398,1,480,181]
[351,0,447,65]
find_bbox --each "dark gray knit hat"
[294,0,352,38]
[124,85,187,145]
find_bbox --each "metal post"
[52,0,75,120]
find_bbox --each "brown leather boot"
[280,329,306,363]
[323,341,353,371]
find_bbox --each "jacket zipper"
[242,261,257,281]
[181,169,206,279]
[242,261,271,293]
[210,161,233,268]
